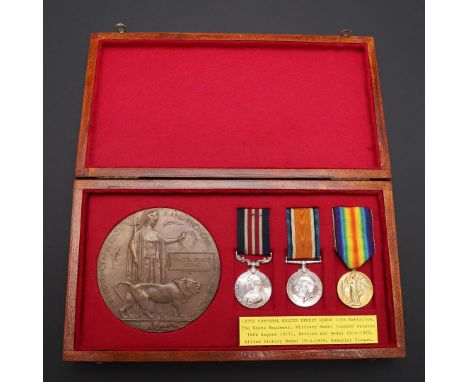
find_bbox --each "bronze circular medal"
[337,270,373,308]
[97,208,220,332]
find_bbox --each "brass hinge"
[339,29,353,37]
[114,22,127,33]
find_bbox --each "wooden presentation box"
[63,32,405,362]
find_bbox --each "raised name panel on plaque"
[97,208,220,333]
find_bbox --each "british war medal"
[285,208,323,307]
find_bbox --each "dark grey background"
[44,0,424,381]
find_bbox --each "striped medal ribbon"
[285,208,323,307]
[237,208,270,256]
[286,207,320,261]
[332,207,375,269]
[234,208,272,309]
[332,207,375,308]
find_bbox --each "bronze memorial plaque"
[97,208,220,332]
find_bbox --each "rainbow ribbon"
[332,207,375,269]
[286,208,320,261]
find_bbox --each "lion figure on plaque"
[114,277,201,318]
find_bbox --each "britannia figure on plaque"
[127,209,186,283]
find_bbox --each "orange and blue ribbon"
[286,208,320,260]
[332,207,375,269]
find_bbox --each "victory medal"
[234,208,272,309]
[285,208,323,307]
[333,207,375,308]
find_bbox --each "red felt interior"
[85,39,380,170]
[74,189,396,351]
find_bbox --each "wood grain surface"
[63,179,405,361]
[74,32,391,180]
[66,32,403,362]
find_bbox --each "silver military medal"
[285,208,323,307]
[234,208,272,308]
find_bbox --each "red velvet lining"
[85,39,380,170]
[74,189,396,351]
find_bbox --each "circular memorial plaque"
[97,208,220,332]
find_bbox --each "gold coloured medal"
[337,270,373,308]
[332,207,376,309]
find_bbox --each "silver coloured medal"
[234,251,272,308]
[286,262,322,307]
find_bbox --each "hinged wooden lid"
[76,32,390,179]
